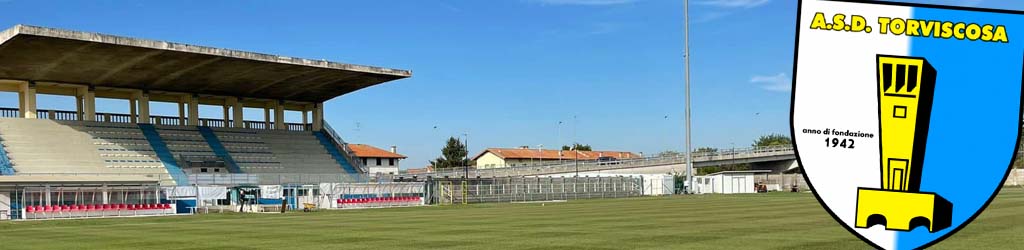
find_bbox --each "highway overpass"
[399,146,796,178]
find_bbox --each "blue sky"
[0,0,1021,169]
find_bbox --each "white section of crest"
[794,1,912,249]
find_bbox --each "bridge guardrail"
[405,146,795,178]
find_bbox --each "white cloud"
[751,73,791,92]
[696,0,770,8]
[528,0,637,6]
[693,11,733,23]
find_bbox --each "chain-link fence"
[426,176,643,205]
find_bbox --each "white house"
[695,170,771,194]
[349,144,405,175]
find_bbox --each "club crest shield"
[791,1,1024,249]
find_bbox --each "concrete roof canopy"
[0,25,411,103]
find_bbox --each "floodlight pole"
[573,115,579,177]
[684,0,694,194]
[463,133,469,179]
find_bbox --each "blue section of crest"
[897,8,1024,249]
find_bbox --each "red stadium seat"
[87,205,95,211]
[101,204,110,210]
[43,205,53,212]
[26,206,35,213]
[162,204,170,209]
[118,204,127,210]
[128,204,137,210]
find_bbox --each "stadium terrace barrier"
[0,107,313,131]
[426,176,643,205]
[407,146,795,178]
[0,108,17,118]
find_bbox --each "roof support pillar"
[232,98,244,128]
[274,100,285,130]
[75,94,84,120]
[82,87,95,121]
[187,94,199,126]
[18,81,36,119]
[222,105,230,127]
[177,97,186,125]
[128,94,138,123]
[312,102,324,131]
[263,104,271,130]
[138,92,150,124]
[301,105,309,128]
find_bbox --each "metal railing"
[0,107,312,131]
[7,173,379,186]
[411,146,795,178]
[322,121,367,173]
[430,176,643,205]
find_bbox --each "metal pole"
[558,121,563,164]
[464,133,469,179]
[684,0,694,194]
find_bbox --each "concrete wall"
[1006,169,1024,186]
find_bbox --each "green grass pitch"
[1,188,1022,249]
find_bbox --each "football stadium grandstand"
[0,24,414,219]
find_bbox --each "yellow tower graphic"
[854,55,952,232]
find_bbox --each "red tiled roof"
[349,144,406,159]
[472,148,638,161]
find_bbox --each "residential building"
[472,146,639,169]
[349,144,405,175]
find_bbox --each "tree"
[658,147,715,158]
[561,143,592,151]
[694,147,718,154]
[429,137,471,169]
[657,150,683,157]
[697,164,751,175]
[753,133,792,148]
